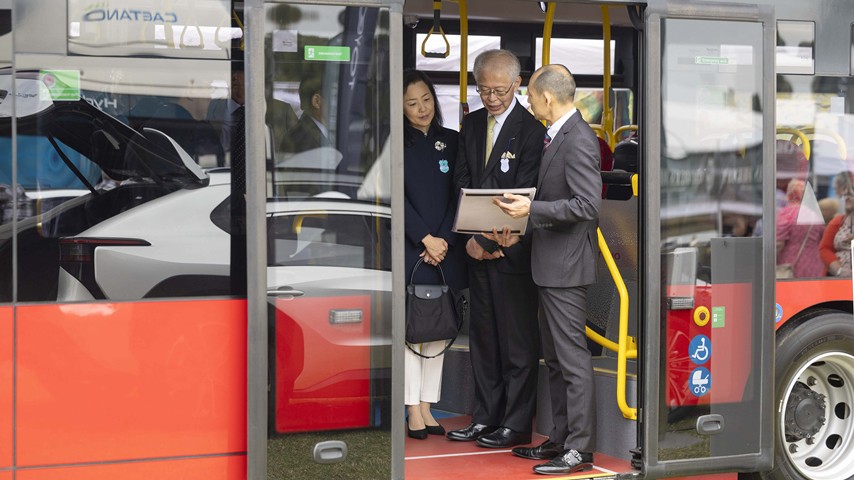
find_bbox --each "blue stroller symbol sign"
[689,334,711,365]
[689,367,711,397]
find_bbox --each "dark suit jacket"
[453,101,546,274]
[289,114,332,153]
[529,110,601,288]
[404,125,467,290]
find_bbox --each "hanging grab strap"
[421,1,450,58]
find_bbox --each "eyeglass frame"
[475,81,516,98]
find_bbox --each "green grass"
[267,429,391,479]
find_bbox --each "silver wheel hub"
[781,352,854,480]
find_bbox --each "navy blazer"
[404,125,467,290]
[453,101,545,274]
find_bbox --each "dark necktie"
[544,132,552,149]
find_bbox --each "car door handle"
[267,287,305,298]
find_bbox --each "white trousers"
[404,340,446,406]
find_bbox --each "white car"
[57,170,391,301]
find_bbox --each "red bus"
[1,1,853,479]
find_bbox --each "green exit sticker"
[304,45,350,62]
[695,56,730,65]
[712,306,726,328]
[40,70,80,101]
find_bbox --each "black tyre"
[746,310,854,480]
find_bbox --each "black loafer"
[426,424,445,436]
[475,427,532,448]
[446,422,496,441]
[512,439,563,460]
[533,449,593,475]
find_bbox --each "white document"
[453,187,536,235]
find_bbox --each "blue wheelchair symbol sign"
[689,335,711,365]
[689,367,712,397]
[775,303,783,323]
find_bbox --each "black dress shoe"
[512,439,563,460]
[532,449,593,475]
[407,424,428,440]
[426,424,445,436]
[446,422,497,441]
[475,427,532,448]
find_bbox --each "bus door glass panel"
[648,10,774,475]
[262,3,391,478]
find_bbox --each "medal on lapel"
[499,138,515,173]
[500,151,515,173]
[438,159,449,173]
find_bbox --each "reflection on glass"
[776,74,854,280]
[0,64,230,302]
[659,18,764,461]
[264,4,392,479]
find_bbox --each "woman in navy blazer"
[403,69,467,439]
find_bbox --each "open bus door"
[642,1,776,477]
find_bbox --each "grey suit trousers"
[538,285,596,452]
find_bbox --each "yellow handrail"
[613,125,638,149]
[601,6,613,140]
[542,2,555,66]
[457,0,469,127]
[801,126,846,161]
[589,124,612,147]
[595,226,637,420]
[776,127,811,161]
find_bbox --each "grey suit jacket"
[529,110,602,288]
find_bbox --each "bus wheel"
[760,311,854,480]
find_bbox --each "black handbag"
[405,258,467,358]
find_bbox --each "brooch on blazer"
[499,138,516,173]
[434,141,446,151]
[438,159,450,173]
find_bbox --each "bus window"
[534,37,615,74]
[776,20,815,75]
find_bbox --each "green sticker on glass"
[712,306,726,328]
[304,45,350,62]
[695,56,729,65]
[40,70,81,101]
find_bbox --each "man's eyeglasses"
[476,82,515,98]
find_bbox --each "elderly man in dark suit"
[494,64,601,475]
[447,49,545,449]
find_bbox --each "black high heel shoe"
[426,424,445,436]
[407,424,428,440]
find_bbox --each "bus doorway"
[400,0,778,479]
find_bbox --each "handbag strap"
[406,334,458,359]
[409,257,447,286]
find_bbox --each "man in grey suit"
[493,64,601,475]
